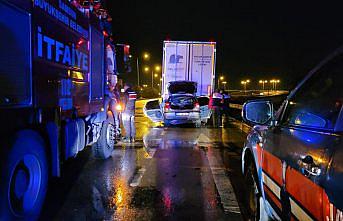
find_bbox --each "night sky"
[107,1,343,89]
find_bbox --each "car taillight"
[193,102,200,111]
[164,102,170,112]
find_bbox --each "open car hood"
[167,81,197,95]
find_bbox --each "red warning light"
[124,44,130,55]
[103,31,109,37]
[77,39,84,45]
[76,38,85,49]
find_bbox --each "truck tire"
[92,117,115,159]
[0,130,48,221]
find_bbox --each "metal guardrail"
[227,103,252,134]
[229,103,243,110]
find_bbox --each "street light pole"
[222,81,227,90]
[218,76,224,88]
[136,58,140,86]
[151,70,154,88]
[275,80,280,91]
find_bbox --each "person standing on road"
[109,82,121,138]
[209,89,223,127]
[222,91,231,124]
[106,41,122,139]
[122,83,137,143]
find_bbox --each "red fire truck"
[0,0,125,219]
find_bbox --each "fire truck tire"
[92,117,115,159]
[244,161,261,221]
[0,130,48,220]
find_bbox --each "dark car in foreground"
[241,48,343,221]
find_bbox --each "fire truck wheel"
[92,118,115,159]
[244,161,260,221]
[0,130,48,220]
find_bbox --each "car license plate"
[176,112,189,116]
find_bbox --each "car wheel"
[0,130,48,220]
[245,162,260,221]
[92,117,115,159]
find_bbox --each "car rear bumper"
[164,111,200,124]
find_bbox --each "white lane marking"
[229,103,243,110]
[200,133,241,214]
[129,167,146,187]
[262,172,281,199]
[290,197,313,221]
[210,168,241,214]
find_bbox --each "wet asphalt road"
[40,100,250,221]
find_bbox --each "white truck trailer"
[162,41,216,99]
[144,41,216,126]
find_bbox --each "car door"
[262,54,343,220]
[325,137,343,220]
[143,99,163,122]
[197,96,211,123]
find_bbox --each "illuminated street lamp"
[143,52,150,60]
[259,80,268,90]
[270,79,280,91]
[241,80,250,93]
[275,79,280,91]
[218,75,225,88]
[241,81,247,92]
[153,65,161,88]
[136,52,150,87]
[144,65,161,88]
